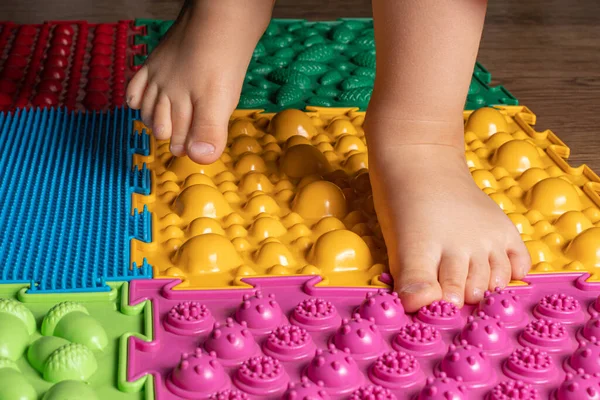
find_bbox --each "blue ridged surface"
[0,107,152,292]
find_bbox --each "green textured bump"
[0,313,31,360]
[0,298,36,335]
[28,336,71,373]
[42,380,99,400]
[42,302,108,351]
[43,343,98,383]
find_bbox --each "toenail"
[398,283,430,294]
[444,292,462,305]
[472,288,484,300]
[154,124,164,136]
[190,142,215,157]
[170,144,184,155]
[494,275,507,289]
[520,265,530,277]
[126,95,133,105]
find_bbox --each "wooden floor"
[2,0,599,171]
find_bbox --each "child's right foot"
[126,0,274,164]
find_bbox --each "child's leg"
[126,0,274,164]
[366,0,531,311]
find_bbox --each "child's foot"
[126,0,273,164]
[365,118,531,312]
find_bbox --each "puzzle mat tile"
[131,18,517,111]
[0,281,152,400]
[126,273,600,400]
[0,107,152,292]
[0,20,142,112]
[130,106,600,290]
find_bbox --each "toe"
[489,250,511,290]
[152,93,172,141]
[464,255,490,304]
[126,65,149,109]
[438,253,469,307]
[393,253,443,313]
[185,102,228,164]
[508,239,531,280]
[140,83,158,129]
[170,100,193,157]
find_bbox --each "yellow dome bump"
[162,225,184,240]
[167,156,227,179]
[543,232,564,247]
[507,213,534,235]
[465,151,482,169]
[172,184,233,221]
[165,267,184,277]
[300,265,321,276]
[584,207,600,223]
[173,234,243,274]
[565,227,600,267]
[553,211,593,241]
[249,216,287,239]
[525,177,582,217]
[465,107,509,140]
[308,230,373,273]
[188,218,225,236]
[280,144,333,179]
[255,242,297,268]
[164,238,183,253]
[492,140,543,174]
[226,224,248,239]
[485,132,513,150]
[311,217,346,238]
[232,237,251,252]
[288,223,311,240]
[223,212,245,227]
[285,136,312,148]
[518,168,550,192]
[235,265,256,277]
[230,136,262,157]
[292,180,348,221]
[229,118,258,139]
[238,172,274,194]
[282,212,304,227]
[488,192,516,212]
[471,169,498,190]
[335,135,366,154]
[327,119,357,137]
[182,173,217,190]
[270,109,317,142]
[524,240,555,264]
[293,236,313,252]
[234,153,267,175]
[244,194,280,216]
[344,152,368,173]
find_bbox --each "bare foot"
[126,0,273,164]
[365,118,531,312]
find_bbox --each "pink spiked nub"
[235,290,285,332]
[233,355,289,396]
[519,318,570,353]
[533,293,584,324]
[583,311,600,341]
[306,344,363,395]
[166,348,228,396]
[263,324,315,361]
[439,340,493,387]
[557,370,600,400]
[357,290,408,330]
[209,390,249,400]
[477,288,526,328]
[568,338,600,374]
[459,311,509,355]
[165,301,215,335]
[503,346,557,384]
[332,313,383,359]
[204,318,258,364]
[291,297,341,331]
[416,300,463,330]
[392,322,445,357]
[490,380,539,400]
[369,350,424,389]
[417,372,468,400]
[283,377,330,400]
[349,384,397,400]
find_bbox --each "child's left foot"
[365,117,531,312]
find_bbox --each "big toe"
[393,255,443,313]
[185,105,229,165]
